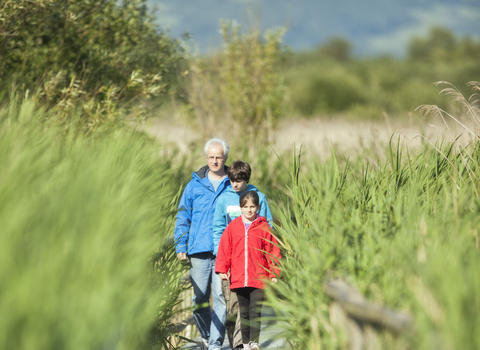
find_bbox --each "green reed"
[266,84,480,349]
[0,97,188,349]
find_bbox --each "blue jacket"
[174,165,230,255]
[212,184,273,255]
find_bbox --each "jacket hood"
[224,183,259,194]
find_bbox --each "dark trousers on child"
[234,287,265,344]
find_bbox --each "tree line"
[1,1,479,129]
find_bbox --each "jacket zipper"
[244,217,259,287]
[244,224,249,287]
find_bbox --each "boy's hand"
[177,252,187,260]
[219,273,229,280]
[270,278,278,284]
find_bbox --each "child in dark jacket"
[215,191,281,350]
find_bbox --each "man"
[174,138,230,350]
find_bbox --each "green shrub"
[281,29,480,119]
[285,60,368,116]
[0,0,184,133]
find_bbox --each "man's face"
[207,144,227,174]
[231,179,248,193]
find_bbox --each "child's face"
[240,199,260,222]
[231,179,248,193]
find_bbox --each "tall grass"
[4,76,480,349]
[0,97,187,349]
[266,83,480,349]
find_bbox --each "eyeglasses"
[207,156,224,161]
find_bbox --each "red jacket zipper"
[244,224,249,287]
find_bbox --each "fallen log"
[324,279,412,335]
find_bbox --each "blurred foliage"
[317,37,353,61]
[178,21,288,152]
[0,0,184,133]
[282,27,480,119]
[0,95,190,349]
[408,27,480,62]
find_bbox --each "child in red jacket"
[215,191,281,350]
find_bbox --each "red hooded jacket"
[215,215,281,289]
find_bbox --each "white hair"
[204,138,229,158]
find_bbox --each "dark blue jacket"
[174,165,230,255]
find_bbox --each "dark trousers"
[234,287,265,344]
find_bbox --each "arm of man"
[174,182,193,260]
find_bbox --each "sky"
[147,0,480,57]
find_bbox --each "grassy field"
[263,84,480,349]
[2,82,479,349]
[267,138,479,349]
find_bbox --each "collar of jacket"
[194,165,229,179]
[241,214,267,227]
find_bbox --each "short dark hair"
[239,190,260,207]
[228,160,251,182]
